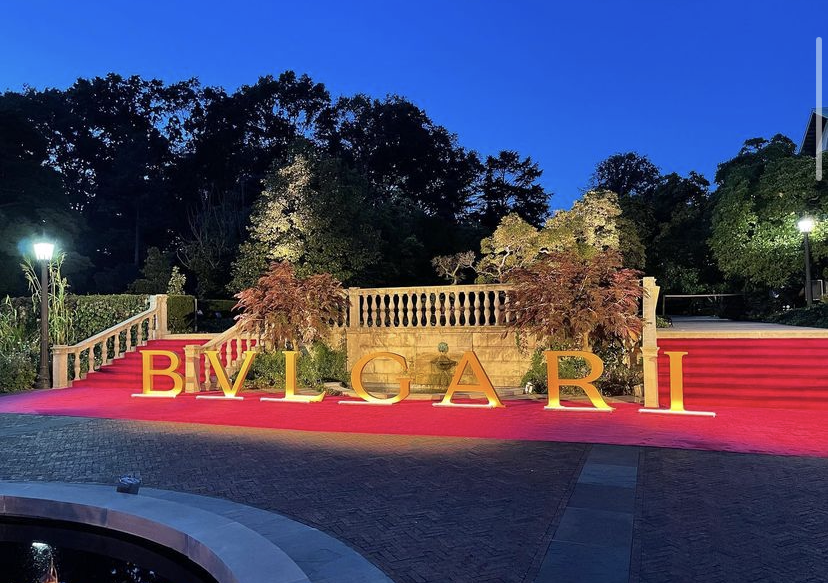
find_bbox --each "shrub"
[70,295,149,342]
[248,350,287,389]
[520,349,589,395]
[508,249,642,351]
[0,351,36,393]
[309,341,348,384]
[167,266,187,295]
[234,262,347,349]
[247,342,348,391]
[0,296,37,392]
[765,303,828,328]
[167,295,196,333]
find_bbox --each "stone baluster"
[87,346,95,376]
[493,292,502,325]
[483,292,492,326]
[348,288,360,328]
[73,350,81,381]
[184,345,199,393]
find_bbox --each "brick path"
[0,413,826,582]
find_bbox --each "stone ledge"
[0,481,393,583]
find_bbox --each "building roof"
[799,108,828,156]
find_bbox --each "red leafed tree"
[234,262,347,349]
[507,250,642,350]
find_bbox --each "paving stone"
[554,507,633,549]
[536,541,630,583]
[587,445,640,467]
[568,483,636,513]
[632,447,828,583]
[578,462,638,488]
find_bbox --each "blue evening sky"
[0,1,823,210]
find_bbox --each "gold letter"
[260,351,324,403]
[638,351,715,416]
[195,350,256,400]
[434,351,504,408]
[340,352,410,405]
[134,350,183,398]
[544,351,612,411]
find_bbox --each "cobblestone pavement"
[0,414,586,583]
[0,413,826,582]
[631,448,828,583]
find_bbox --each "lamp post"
[797,217,816,308]
[33,241,54,389]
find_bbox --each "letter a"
[434,351,504,408]
[134,350,183,398]
[544,351,612,411]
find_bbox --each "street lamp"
[33,240,54,389]
[797,217,816,308]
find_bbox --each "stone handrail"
[347,283,514,328]
[184,322,259,393]
[51,295,169,389]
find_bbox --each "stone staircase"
[657,337,828,409]
[70,338,210,391]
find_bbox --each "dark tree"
[472,150,549,228]
[590,152,661,199]
[316,94,480,219]
[0,92,88,295]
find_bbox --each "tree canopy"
[0,72,552,297]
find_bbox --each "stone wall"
[345,327,534,390]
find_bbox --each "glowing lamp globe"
[33,242,54,262]
[798,217,816,234]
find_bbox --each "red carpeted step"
[70,338,212,390]
[657,337,828,409]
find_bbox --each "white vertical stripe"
[817,37,823,180]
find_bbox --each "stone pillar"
[347,288,360,329]
[641,277,661,409]
[184,345,199,393]
[51,345,69,389]
[154,294,169,338]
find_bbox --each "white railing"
[183,323,259,393]
[347,284,514,328]
[51,295,169,388]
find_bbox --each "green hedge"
[168,295,197,333]
[69,295,149,341]
[765,303,828,328]
[248,342,348,390]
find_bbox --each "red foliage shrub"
[507,250,642,350]
[234,262,347,349]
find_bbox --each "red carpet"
[0,383,826,458]
[658,338,828,409]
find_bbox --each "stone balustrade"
[51,295,168,389]
[347,284,514,329]
[184,324,258,393]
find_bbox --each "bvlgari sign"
[140,348,714,415]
